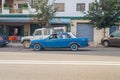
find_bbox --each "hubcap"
[104,41,109,47]
[34,44,41,51]
[24,41,30,48]
[71,44,78,51]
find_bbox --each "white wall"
[49,0,95,17]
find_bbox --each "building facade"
[0,0,119,43]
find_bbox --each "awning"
[0,14,32,23]
[0,18,31,23]
[0,14,72,23]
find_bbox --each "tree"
[87,0,120,37]
[32,0,56,26]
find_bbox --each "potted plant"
[22,4,28,9]
[22,4,29,14]
[3,3,10,14]
[4,3,10,9]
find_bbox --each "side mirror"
[110,35,114,37]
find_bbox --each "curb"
[7,43,23,48]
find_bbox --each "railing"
[0,8,30,14]
[0,8,2,14]
[10,8,23,14]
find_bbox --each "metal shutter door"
[76,24,93,42]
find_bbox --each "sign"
[50,18,71,24]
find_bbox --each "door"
[77,24,93,42]
[109,31,120,46]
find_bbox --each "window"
[77,3,85,11]
[60,33,71,39]
[54,3,65,12]
[29,0,34,5]
[44,29,50,35]
[18,4,23,8]
[116,1,120,10]
[50,34,58,39]
[34,30,42,36]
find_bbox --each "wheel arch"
[22,39,30,43]
[102,40,110,44]
[69,42,80,47]
[33,42,43,48]
[102,40,110,47]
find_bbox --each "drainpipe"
[2,0,5,14]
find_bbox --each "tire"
[23,41,30,49]
[70,44,78,51]
[103,41,110,47]
[33,43,42,51]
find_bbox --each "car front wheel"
[70,44,78,51]
[33,43,42,51]
[103,41,110,47]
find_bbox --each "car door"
[44,33,70,48]
[109,31,120,46]
[43,34,61,48]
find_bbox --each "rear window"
[111,31,120,37]
[59,33,71,39]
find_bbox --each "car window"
[49,34,58,39]
[111,31,120,37]
[35,30,42,36]
[44,29,50,35]
[59,33,71,39]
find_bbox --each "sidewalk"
[7,42,23,48]
[88,42,103,48]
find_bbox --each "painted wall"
[1,0,95,15]
[94,28,109,43]
[49,0,95,17]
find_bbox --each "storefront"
[0,14,31,41]
[0,15,71,42]
[29,18,71,35]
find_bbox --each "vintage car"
[30,32,89,51]
[0,36,8,47]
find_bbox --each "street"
[0,46,120,80]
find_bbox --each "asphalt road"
[0,46,120,80]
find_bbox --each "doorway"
[7,25,24,36]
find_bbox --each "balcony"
[0,8,30,14]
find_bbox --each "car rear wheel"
[23,41,30,49]
[103,41,110,47]
[70,44,78,51]
[33,43,42,51]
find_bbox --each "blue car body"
[30,32,89,51]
